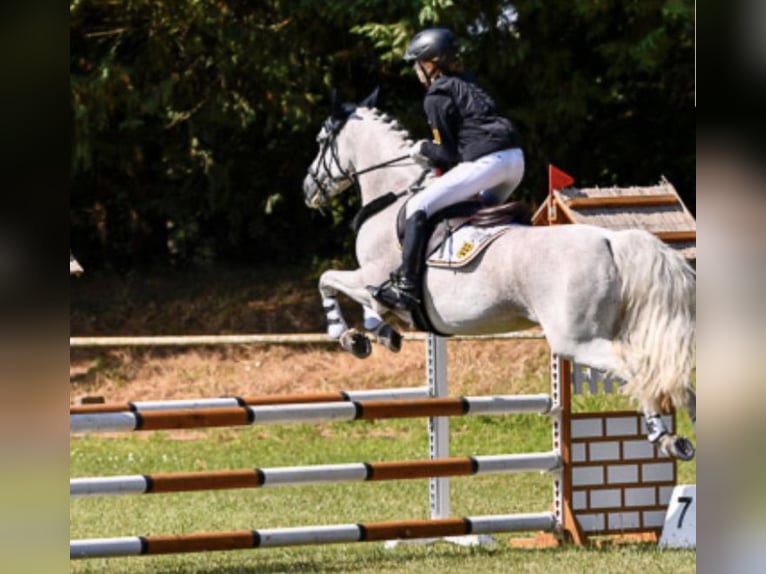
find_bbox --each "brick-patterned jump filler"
[536,356,677,546]
[569,411,675,537]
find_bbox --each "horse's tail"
[609,229,696,409]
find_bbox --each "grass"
[70,401,696,573]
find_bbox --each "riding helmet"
[403,28,458,64]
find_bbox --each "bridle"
[306,118,353,208]
[306,115,411,209]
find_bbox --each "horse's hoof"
[673,437,696,461]
[661,435,695,461]
[376,324,402,353]
[340,329,372,359]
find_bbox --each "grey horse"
[302,93,696,460]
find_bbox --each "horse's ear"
[358,86,379,109]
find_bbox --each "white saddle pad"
[426,224,513,268]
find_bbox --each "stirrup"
[368,278,420,311]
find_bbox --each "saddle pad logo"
[427,225,514,268]
[456,241,475,260]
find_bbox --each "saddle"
[395,199,531,335]
[469,201,532,227]
[396,199,532,251]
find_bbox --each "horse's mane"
[354,107,435,188]
[358,107,414,149]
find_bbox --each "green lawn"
[70,397,696,573]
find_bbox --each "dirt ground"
[70,267,550,405]
[69,341,550,406]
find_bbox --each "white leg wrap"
[644,413,669,443]
[363,306,383,331]
[322,297,347,339]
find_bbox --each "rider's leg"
[370,149,523,311]
[478,149,525,206]
[369,209,428,310]
[406,148,524,217]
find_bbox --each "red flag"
[549,164,575,194]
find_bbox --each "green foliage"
[70,0,694,271]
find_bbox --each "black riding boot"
[369,210,428,311]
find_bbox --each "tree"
[70,0,695,270]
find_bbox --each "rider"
[370,28,525,311]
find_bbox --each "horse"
[301,90,696,460]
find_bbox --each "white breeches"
[406,147,525,217]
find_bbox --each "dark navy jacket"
[420,73,520,170]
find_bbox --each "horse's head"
[303,88,379,210]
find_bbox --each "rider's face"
[414,60,437,86]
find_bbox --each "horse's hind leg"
[643,396,696,461]
[686,387,696,432]
[645,386,695,460]
[564,338,696,461]
[563,338,620,373]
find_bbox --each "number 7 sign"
[659,485,696,548]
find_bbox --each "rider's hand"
[409,140,432,168]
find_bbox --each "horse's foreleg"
[319,270,370,358]
[321,294,347,340]
[319,269,401,358]
[363,306,402,353]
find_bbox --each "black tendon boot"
[369,210,428,311]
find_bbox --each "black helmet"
[403,28,458,64]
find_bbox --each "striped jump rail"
[70,512,557,558]
[70,387,429,415]
[71,452,561,497]
[70,394,554,434]
[69,330,545,348]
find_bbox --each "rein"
[351,154,410,177]
[306,113,424,224]
[307,114,414,210]
[350,168,429,233]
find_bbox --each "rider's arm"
[421,93,460,169]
